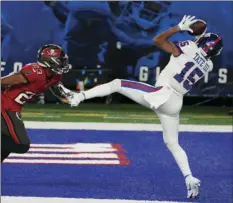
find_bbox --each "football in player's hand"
[188,20,207,36]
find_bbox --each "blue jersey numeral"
[179,41,189,47]
[174,62,204,91]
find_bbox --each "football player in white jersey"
[59,15,223,198]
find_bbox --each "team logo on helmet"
[42,48,61,57]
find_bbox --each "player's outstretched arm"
[1,72,28,86]
[153,25,181,57]
[153,15,196,57]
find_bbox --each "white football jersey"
[156,40,213,95]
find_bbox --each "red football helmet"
[37,44,71,74]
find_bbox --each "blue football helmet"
[196,33,223,58]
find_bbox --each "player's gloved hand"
[185,175,201,198]
[178,15,197,33]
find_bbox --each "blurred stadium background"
[1,1,232,203]
[1,1,233,117]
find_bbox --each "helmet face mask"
[37,44,71,74]
[49,54,71,74]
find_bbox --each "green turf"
[21,103,232,125]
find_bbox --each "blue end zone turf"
[2,129,232,203]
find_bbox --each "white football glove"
[178,15,197,33]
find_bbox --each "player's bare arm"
[1,72,28,86]
[153,26,181,57]
[153,15,197,57]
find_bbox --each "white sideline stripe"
[1,196,191,203]
[27,148,117,153]
[4,159,120,165]
[8,153,119,159]
[30,143,113,147]
[24,121,232,132]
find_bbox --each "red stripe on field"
[119,158,131,166]
[117,154,128,160]
[112,144,125,152]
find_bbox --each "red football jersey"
[1,63,62,112]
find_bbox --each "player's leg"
[1,112,13,162]
[157,113,200,198]
[157,113,192,177]
[1,149,11,163]
[156,94,200,198]
[1,111,30,162]
[80,79,162,108]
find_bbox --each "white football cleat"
[69,93,84,107]
[185,175,201,198]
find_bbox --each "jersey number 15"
[174,62,204,91]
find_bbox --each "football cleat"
[185,175,201,198]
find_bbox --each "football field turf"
[2,122,232,203]
[2,104,232,203]
[21,104,232,125]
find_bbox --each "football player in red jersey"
[1,44,74,163]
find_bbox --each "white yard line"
[1,196,192,203]
[24,121,232,132]
[104,117,189,121]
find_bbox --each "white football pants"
[83,79,192,177]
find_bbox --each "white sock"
[82,79,121,100]
[167,144,192,177]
